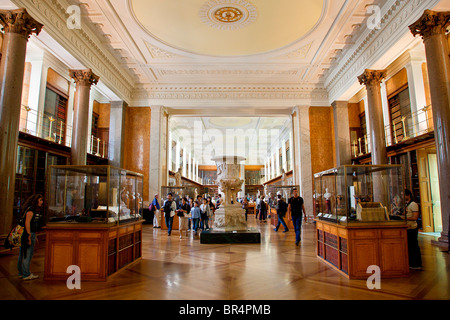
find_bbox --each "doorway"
[417,148,442,233]
[427,153,442,233]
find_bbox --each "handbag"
[6,214,26,249]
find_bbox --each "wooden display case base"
[44,220,143,281]
[316,220,409,280]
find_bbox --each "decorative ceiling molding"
[325,0,439,103]
[144,41,183,59]
[11,0,135,103]
[131,85,329,106]
[280,42,313,59]
[198,0,258,31]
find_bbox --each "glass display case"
[264,185,300,209]
[47,165,144,224]
[313,165,406,225]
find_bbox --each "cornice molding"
[325,0,440,103]
[12,0,135,103]
[130,85,329,107]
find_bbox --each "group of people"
[150,193,222,239]
[226,188,308,246]
[12,186,423,281]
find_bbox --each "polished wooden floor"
[1,216,449,300]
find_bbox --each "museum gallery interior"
[0,0,449,300]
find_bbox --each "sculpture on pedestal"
[211,156,247,231]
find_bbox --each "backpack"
[4,212,27,249]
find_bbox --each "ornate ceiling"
[65,0,388,105]
[130,0,324,56]
[7,0,448,108]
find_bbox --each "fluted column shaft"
[410,10,450,246]
[358,70,388,165]
[69,69,99,165]
[0,9,42,236]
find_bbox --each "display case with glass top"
[313,165,406,226]
[47,165,144,225]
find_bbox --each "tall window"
[285,140,291,171]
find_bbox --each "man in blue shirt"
[151,194,161,228]
[190,201,202,235]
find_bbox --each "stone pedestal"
[213,204,247,232]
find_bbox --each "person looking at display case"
[18,194,43,280]
[404,189,422,270]
[288,188,307,246]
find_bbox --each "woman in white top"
[177,198,191,239]
[404,189,422,269]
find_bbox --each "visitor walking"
[200,198,211,230]
[163,193,177,236]
[151,194,161,228]
[274,194,289,233]
[288,188,307,246]
[259,196,268,223]
[190,201,202,236]
[177,197,191,239]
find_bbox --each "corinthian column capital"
[358,69,387,87]
[0,8,43,38]
[69,69,100,87]
[409,10,450,39]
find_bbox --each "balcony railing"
[19,105,109,158]
[351,105,434,158]
[384,105,434,147]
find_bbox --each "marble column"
[405,57,428,135]
[331,101,352,166]
[108,100,127,167]
[0,9,42,236]
[69,69,99,165]
[149,106,168,198]
[410,10,450,247]
[291,106,313,215]
[358,70,388,165]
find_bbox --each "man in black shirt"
[288,188,307,246]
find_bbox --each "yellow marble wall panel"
[98,103,111,128]
[309,107,334,175]
[386,68,408,97]
[47,68,69,95]
[348,103,361,128]
[123,107,151,200]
